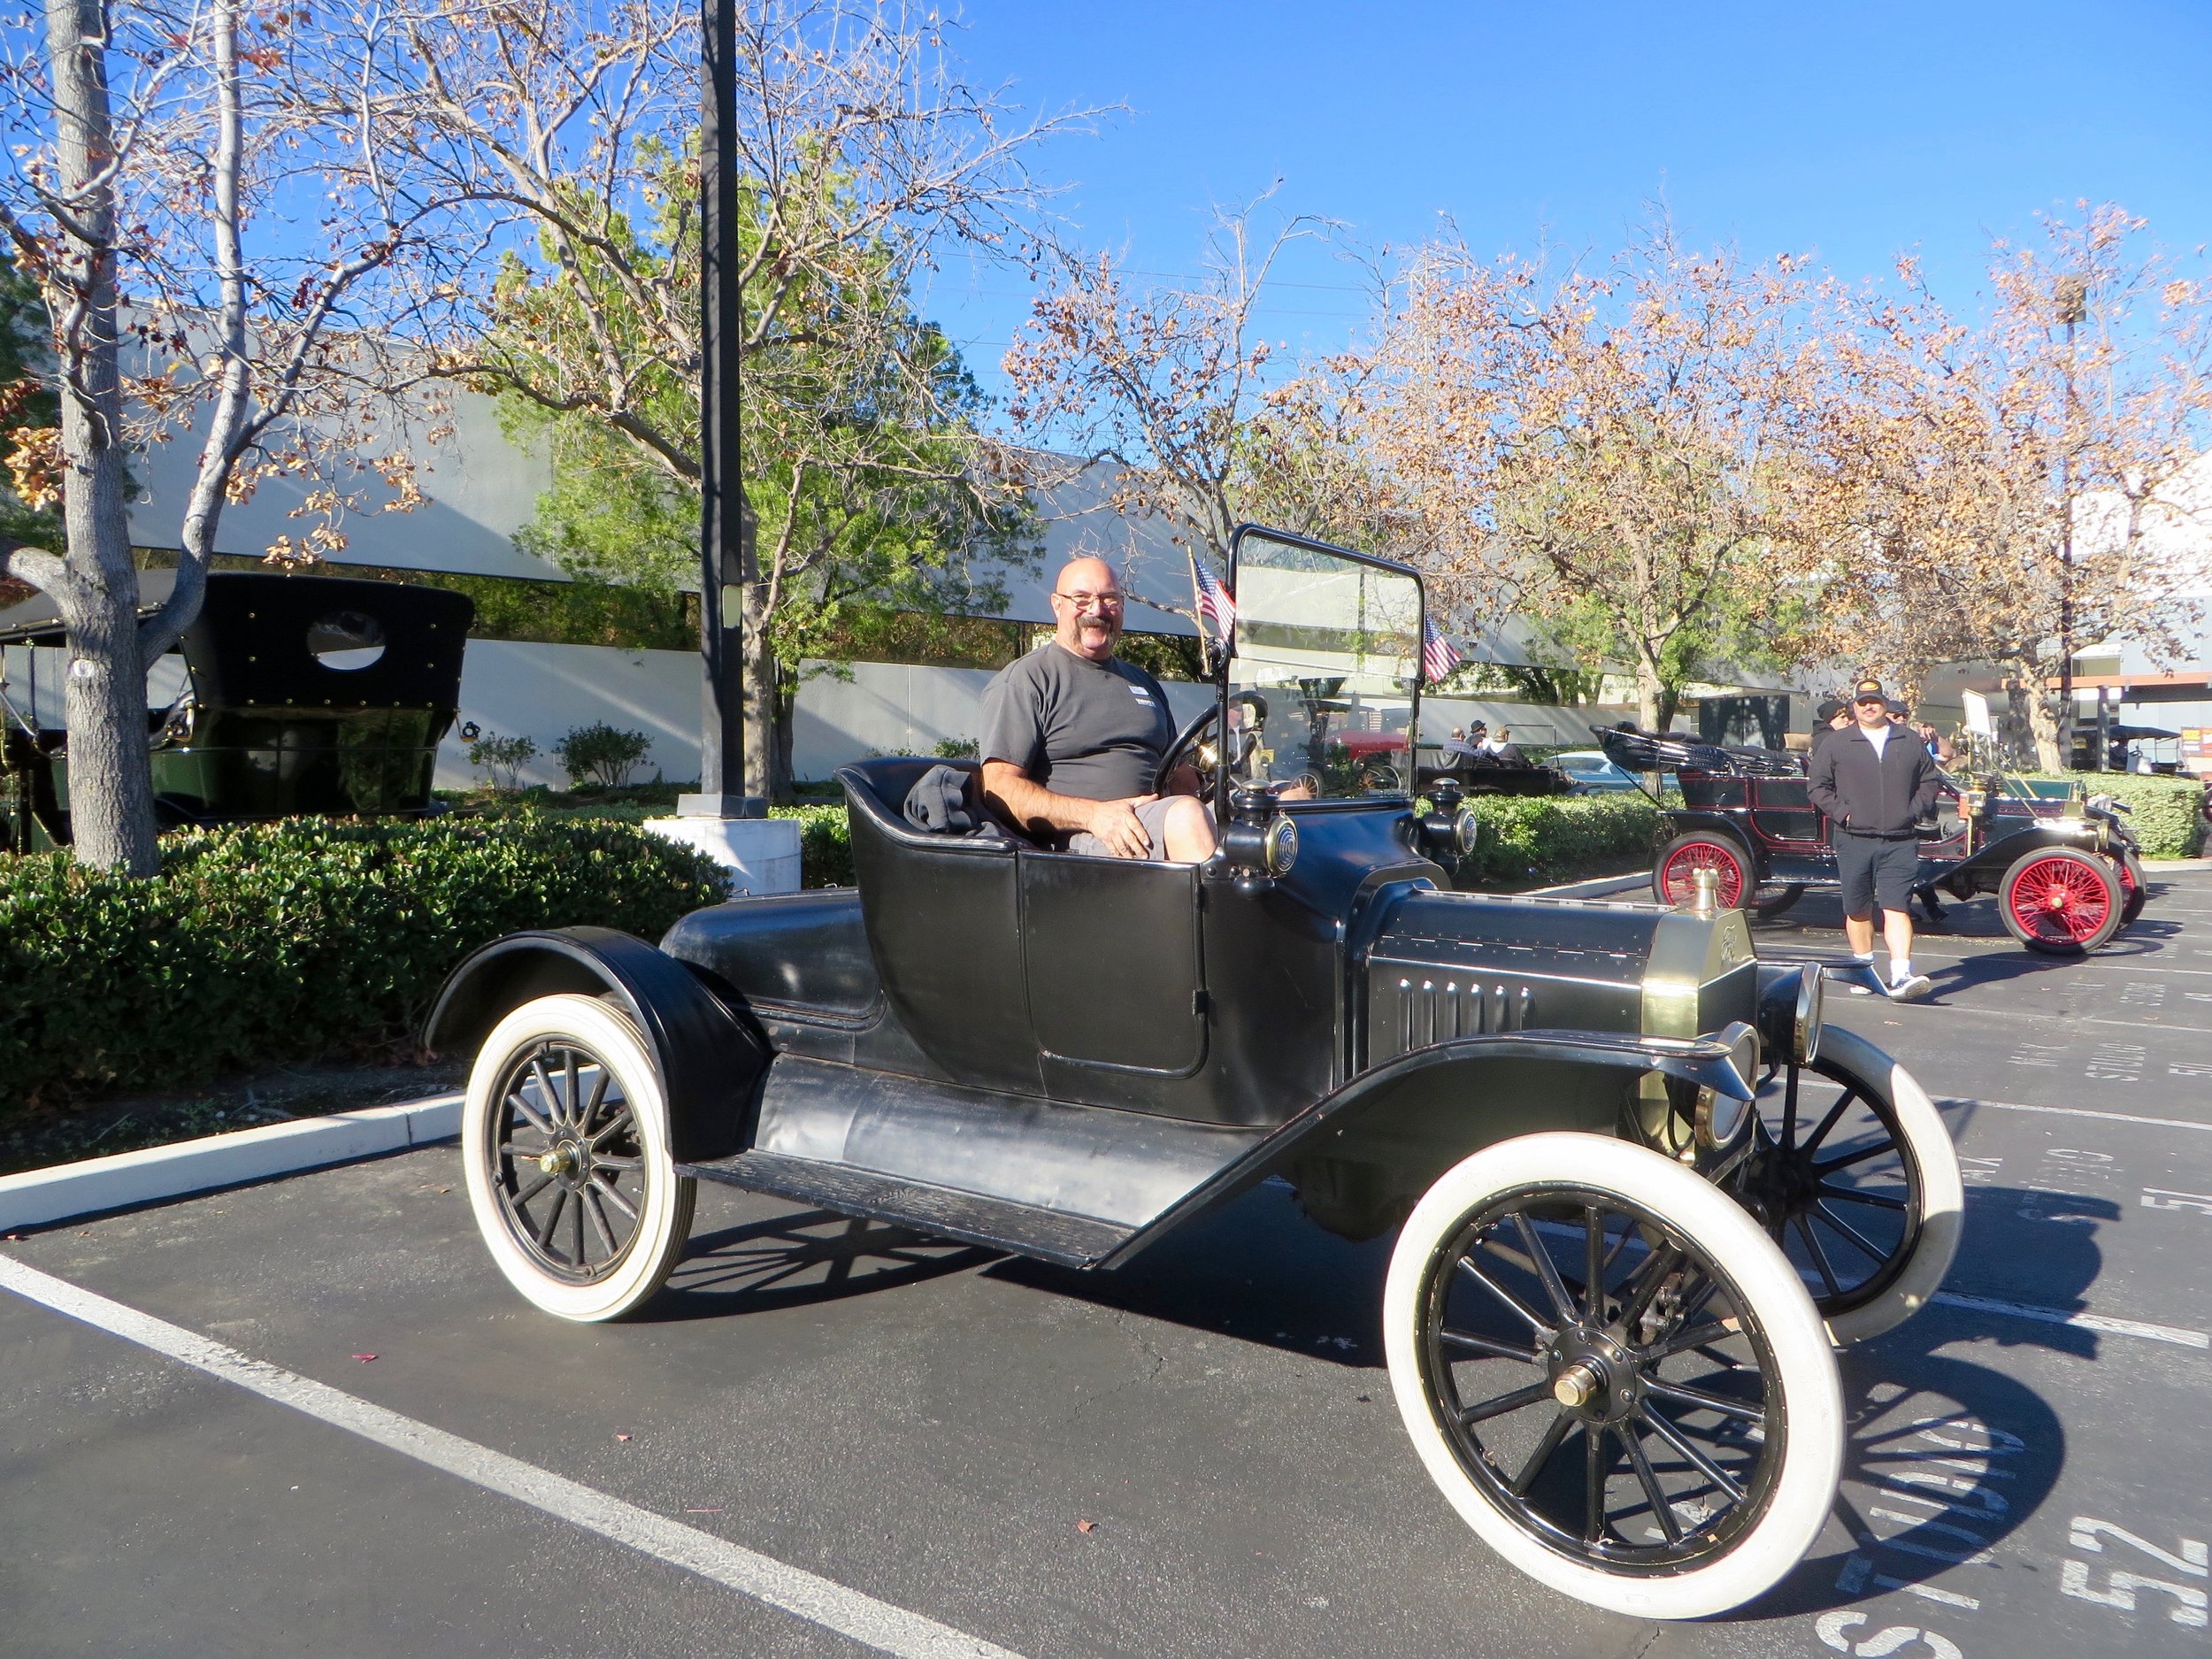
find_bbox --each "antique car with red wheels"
[426,528,1962,1619]
[1600,726,2147,956]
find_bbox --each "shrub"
[465,729,537,791]
[2009,772,2206,858]
[1458,792,1665,886]
[0,816,724,1110]
[772,802,853,887]
[553,722,655,788]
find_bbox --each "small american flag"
[1190,556,1237,646]
[1421,615,1463,684]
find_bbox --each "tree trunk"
[46,0,157,875]
[1633,655,1665,733]
[2013,662,2065,772]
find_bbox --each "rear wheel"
[1753,885,1806,920]
[1384,1133,1842,1619]
[463,994,695,1322]
[1736,1027,1962,1344]
[2116,850,2147,926]
[1999,848,2124,956]
[1654,834,1752,909]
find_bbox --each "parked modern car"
[1550,749,1642,794]
[429,526,1960,1620]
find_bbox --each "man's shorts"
[1832,833,1920,915]
[1064,795,1181,860]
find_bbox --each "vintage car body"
[1600,725,2148,954]
[430,528,1963,1619]
[0,569,472,852]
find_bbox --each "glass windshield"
[1227,529,1422,800]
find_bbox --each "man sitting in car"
[978,557,1218,862]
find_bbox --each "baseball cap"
[1815,698,1845,723]
[1852,677,1886,703]
[1885,699,1909,717]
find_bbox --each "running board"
[677,1149,1136,1269]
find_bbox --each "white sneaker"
[1887,972,1933,1002]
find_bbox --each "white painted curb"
[0,1094,463,1233]
[1523,872,1648,900]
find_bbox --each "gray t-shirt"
[978,642,1175,802]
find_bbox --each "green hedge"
[773,803,854,887]
[1457,792,1665,886]
[765,795,1663,891]
[2008,772,2206,859]
[0,817,725,1109]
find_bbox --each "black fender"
[1655,812,1766,880]
[1952,826,2108,889]
[422,926,768,1162]
[1116,1028,1755,1256]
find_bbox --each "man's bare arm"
[979,760,1156,857]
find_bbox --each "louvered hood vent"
[1363,890,1661,1065]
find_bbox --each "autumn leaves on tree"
[1007,206,2212,752]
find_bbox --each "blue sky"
[918,0,2212,413]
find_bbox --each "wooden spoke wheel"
[1384,1133,1842,1619]
[1735,1025,1962,1344]
[463,995,695,1322]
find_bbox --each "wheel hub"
[1543,1328,1639,1424]
[538,1140,582,1179]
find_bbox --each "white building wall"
[435,641,1640,791]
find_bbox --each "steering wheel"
[1158,703,1223,795]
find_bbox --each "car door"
[1018,848,1208,1085]
[1749,777,1826,848]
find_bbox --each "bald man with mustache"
[977,557,1217,862]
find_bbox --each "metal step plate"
[678,1148,1135,1269]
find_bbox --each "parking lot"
[5,872,2212,1659]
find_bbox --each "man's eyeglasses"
[1053,590,1124,611]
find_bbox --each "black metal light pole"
[679,0,764,819]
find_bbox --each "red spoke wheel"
[1654,834,1750,908]
[2115,850,2147,927]
[1998,848,2124,956]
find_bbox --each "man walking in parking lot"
[1809,677,1942,1001]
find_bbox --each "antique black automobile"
[0,568,472,851]
[1600,725,2148,955]
[428,528,1962,1618]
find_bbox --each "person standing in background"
[1809,678,1942,1001]
[1809,698,1851,763]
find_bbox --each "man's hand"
[1084,795,1157,858]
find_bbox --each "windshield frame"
[1220,523,1426,819]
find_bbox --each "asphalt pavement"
[6,873,2212,1658]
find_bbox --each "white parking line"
[1939,1095,2212,1136]
[1901,1002,2212,1038]
[1930,1290,2210,1350]
[0,1256,1024,1659]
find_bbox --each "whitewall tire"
[463,994,695,1322]
[1743,1025,1963,1346]
[1383,1133,1843,1620]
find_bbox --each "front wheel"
[1999,848,2124,956]
[1737,1026,1962,1344]
[1383,1133,1842,1619]
[463,994,696,1322]
[2116,849,2147,926]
